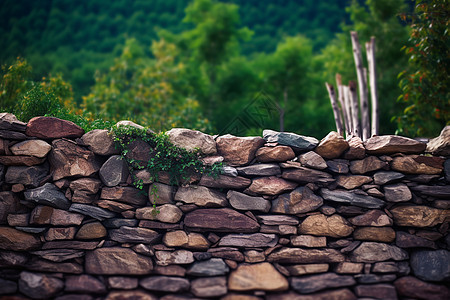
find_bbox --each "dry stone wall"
[0,113,449,300]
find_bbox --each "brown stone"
[10,139,52,158]
[244,250,265,263]
[353,227,396,243]
[191,276,227,297]
[335,262,364,274]
[237,163,281,176]
[411,185,450,198]
[48,209,83,226]
[257,215,299,226]
[0,191,21,224]
[372,261,410,274]
[105,290,157,300]
[384,183,412,202]
[285,264,329,276]
[0,227,41,251]
[26,116,84,139]
[354,284,397,299]
[315,131,349,159]
[267,247,345,263]
[30,249,84,262]
[95,199,134,212]
[349,210,393,227]
[216,134,265,166]
[45,227,77,241]
[163,230,189,247]
[248,176,297,195]
[365,135,426,155]
[155,250,194,266]
[344,136,366,160]
[5,164,49,188]
[149,183,175,205]
[391,155,444,175]
[81,129,119,156]
[281,167,334,184]
[199,174,251,189]
[100,186,147,206]
[124,139,153,168]
[184,208,260,233]
[153,265,186,277]
[396,231,436,248]
[390,205,450,227]
[268,289,357,300]
[255,146,295,162]
[0,155,46,166]
[350,242,408,263]
[186,233,210,250]
[166,128,217,155]
[70,178,101,203]
[136,204,183,223]
[228,262,288,291]
[350,156,387,174]
[49,139,100,180]
[108,276,139,290]
[174,186,228,207]
[394,276,449,300]
[65,274,107,294]
[0,113,26,131]
[218,233,278,248]
[298,214,353,238]
[337,175,372,189]
[26,257,83,273]
[42,241,99,250]
[298,151,327,170]
[290,272,356,294]
[7,213,29,227]
[290,235,326,247]
[19,271,64,299]
[75,222,107,239]
[327,159,350,174]
[86,247,153,275]
[426,125,450,156]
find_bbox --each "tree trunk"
[350,31,370,140]
[349,81,361,138]
[336,74,351,138]
[366,37,379,136]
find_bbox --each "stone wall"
[0,113,449,300]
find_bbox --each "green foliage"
[0,57,32,112]
[83,38,211,132]
[396,0,450,137]
[111,125,223,212]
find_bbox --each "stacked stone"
[0,113,449,300]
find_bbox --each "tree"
[82,38,211,132]
[319,0,410,135]
[396,0,450,137]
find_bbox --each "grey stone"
[290,272,356,294]
[103,218,139,228]
[350,242,409,263]
[24,183,71,209]
[372,261,410,275]
[69,203,116,221]
[81,129,119,156]
[396,231,437,249]
[10,139,52,158]
[272,186,323,214]
[384,183,412,202]
[410,185,450,198]
[281,167,334,184]
[411,250,450,282]
[0,277,17,294]
[155,250,194,266]
[5,164,48,187]
[426,125,450,156]
[19,271,64,299]
[237,163,281,176]
[99,155,129,187]
[140,275,190,293]
[263,129,318,151]
[175,186,228,207]
[191,276,227,298]
[218,233,278,248]
[186,258,229,276]
[257,215,299,226]
[0,129,27,140]
[199,174,251,189]
[227,190,271,212]
[109,226,160,244]
[0,191,20,224]
[320,188,386,209]
[65,274,107,294]
[0,113,26,131]
[445,159,450,182]
[354,274,397,284]
[373,171,405,185]
[166,128,217,155]
[30,249,85,262]
[299,151,327,170]
[326,159,350,174]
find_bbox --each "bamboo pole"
[326,83,344,136]
[350,31,370,140]
[366,37,379,136]
[349,81,361,138]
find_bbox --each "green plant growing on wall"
[111,125,223,214]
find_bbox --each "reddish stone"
[315,131,349,159]
[248,176,297,196]
[26,116,84,139]
[255,146,295,162]
[0,227,41,251]
[216,134,265,166]
[0,155,46,166]
[391,155,444,175]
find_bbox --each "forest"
[0,0,448,138]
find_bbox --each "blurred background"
[0,0,448,137]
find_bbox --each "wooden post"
[343,85,353,137]
[326,83,344,136]
[349,81,361,138]
[366,36,378,136]
[336,74,350,138]
[350,31,370,140]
